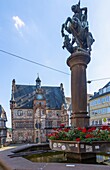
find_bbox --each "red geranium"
[48,126,110,142]
[82,128,87,133]
[101,126,110,131]
[76,138,81,141]
[64,128,70,132]
[87,127,96,132]
[77,127,82,131]
[85,134,94,138]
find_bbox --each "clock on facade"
[36,94,43,100]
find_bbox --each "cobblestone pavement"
[0,144,110,170]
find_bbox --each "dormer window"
[103,88,106,94]
[99,89,102,95]
[17,110,23,116]
[107,85,110,92]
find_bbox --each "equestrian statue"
[61,0,95,54]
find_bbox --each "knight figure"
[61,0,95,54]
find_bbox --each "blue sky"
[0,0,110,127]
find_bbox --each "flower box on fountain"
[48,124,110,154]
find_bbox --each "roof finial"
[78,0,80,7]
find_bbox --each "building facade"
[0,105,7,147]
[89,82,110,126]
[10,77,69,143]
[6,128,12,143]
[65,97,71,126]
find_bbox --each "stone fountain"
[49,0,110,162]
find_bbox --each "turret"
[10,79,16,109]
[60,83,64,91]
[36,76,41,89]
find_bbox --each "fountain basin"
[49,140,110,153]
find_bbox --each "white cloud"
[12,16,25,30]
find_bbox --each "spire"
[36,74,41,88]
[60,83,64,91]
[10,79,16,109]
[11,79,15,102]
[78,0,80,6]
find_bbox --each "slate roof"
[13,84,66,110]
[89,81,110,100]
[0,105,2,115]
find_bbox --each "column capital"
[67,51,90,69]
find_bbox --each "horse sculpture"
[61,1,95,54]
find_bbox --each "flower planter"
[49,140,110,153]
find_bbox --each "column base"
[71,112,90,128]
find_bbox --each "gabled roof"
[0,105,7,120]
[0,105,2,115]
[102,81,110,89]
[13,84,66,110]
[89,81,110,100]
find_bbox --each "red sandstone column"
[67,51,90,128]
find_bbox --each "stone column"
[67,51,90,128]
